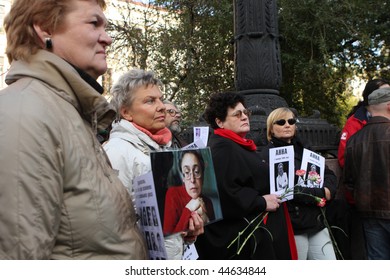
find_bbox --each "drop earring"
[45,38,52,49]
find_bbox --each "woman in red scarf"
[103,69,204,259]
[196,91,297,260]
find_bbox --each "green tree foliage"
[153,0,234,127]
[279,0,389,127]
[107,0,389,128]
[107,0,234,126]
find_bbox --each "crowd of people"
[0,0,389,260]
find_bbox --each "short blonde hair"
[266,107,296,141]
[4,0,107,63]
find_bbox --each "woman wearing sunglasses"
[195,92,297,260]
[260,107,337,260]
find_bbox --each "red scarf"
[214,128,257,151]
[132,123,172,145]
[283,203,298,260]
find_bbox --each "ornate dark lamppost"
[233,0,339,154]
[181,0,339,155]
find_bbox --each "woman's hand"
[181,212,204,243]
[185,198,201,212]
[324,187,331,200]
[263,194,282,212]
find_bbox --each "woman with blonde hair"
[260,107,337,260]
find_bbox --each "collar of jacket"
[5,50,115,131]
[270,136,305,147]
[110,119,172,154]
[70,63,104,95]
[270,136,291,147]
[270,136,309,153]
[366,115,390,125]
[353,106,370,122]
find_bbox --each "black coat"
[196,134,294,259]
[170,131,187,149]
[260,136,337,235]
[344,116,390,219]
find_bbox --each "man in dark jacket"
[344,87,390,260]
[164,100,187,148]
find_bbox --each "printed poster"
[134,147,222,259]
[268,146,295,201]
[183,138,206,150]
[300,148,325,188]
[150,147,223,237]
[133,172,168,260]
[193,126,209,146]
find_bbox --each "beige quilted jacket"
[0,50,148,259]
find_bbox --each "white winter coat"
[104,120,184,259]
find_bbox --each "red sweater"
[163,185,215,235]
[338,106,368,204]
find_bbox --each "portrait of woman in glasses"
[260,107,337,260]
[195,92,297,260]
[163,150,215,235]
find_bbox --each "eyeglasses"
[182,167,202,180]
[229,109,252,118]
[273,118,297,126]
[166,109,181,117]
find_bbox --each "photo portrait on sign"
[268,146,295,201]
[305,163,321,188]
[275,162,289,192]
[150,148,222,236]
[300,148,325,189]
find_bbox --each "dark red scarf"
[214,128,257,151]
[283,203,298,260]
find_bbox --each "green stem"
[320,207,344,260]
[236,212,269,255]
[227,211,267,250]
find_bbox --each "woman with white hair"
[103,69,204,259]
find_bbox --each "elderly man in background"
[344,87,390,260]
[164,100,187,148]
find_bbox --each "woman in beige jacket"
[0,0,147,259]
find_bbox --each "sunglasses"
[273,118,297,126]
[166,109,181,117]
[230,109,252,118]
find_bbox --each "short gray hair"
[110,69,163,120]
[163,100,179,109]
